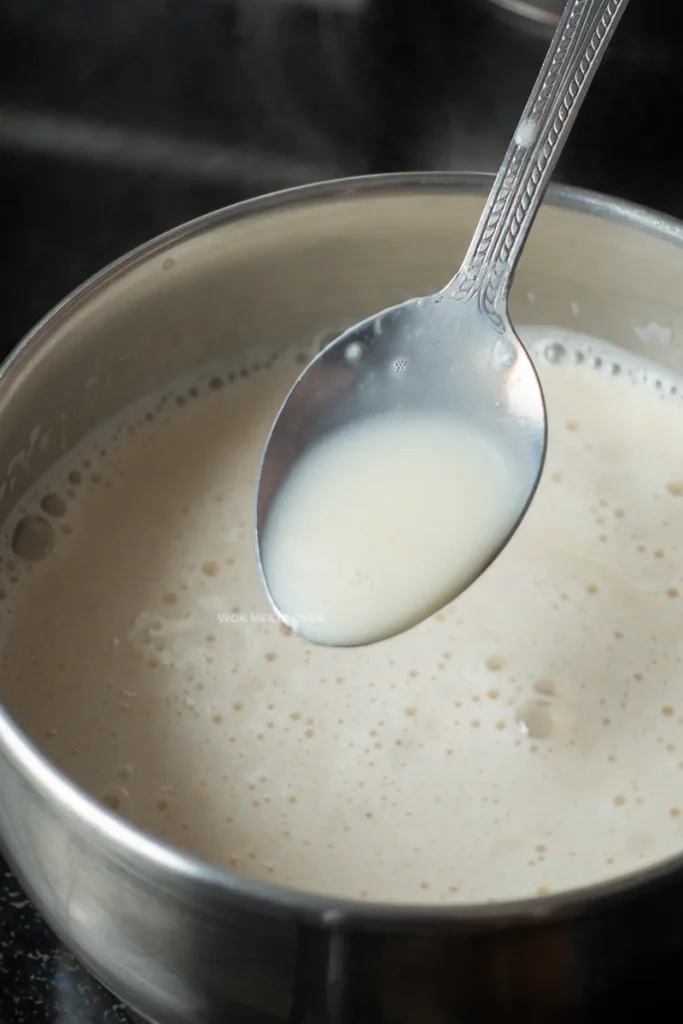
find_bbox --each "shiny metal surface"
[256,0,627,645]
[482,0,564,35]
[3,173,683,1021]
[254,284,547,646]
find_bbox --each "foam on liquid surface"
[3,328,683,904]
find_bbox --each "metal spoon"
[256,0,630,645]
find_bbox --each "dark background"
[2,0,683,352]
[3,1,683,1021]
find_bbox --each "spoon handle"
[450,0,630,329]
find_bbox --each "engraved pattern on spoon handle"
[450,0,630,330]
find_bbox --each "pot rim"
[3,170,683,933]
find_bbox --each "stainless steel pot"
[3,173,683,1023]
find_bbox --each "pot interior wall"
[1,181,683,527]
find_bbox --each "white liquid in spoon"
[261,412,525,646]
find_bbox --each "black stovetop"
[0,859,132,1024]
[3,1,683,1020]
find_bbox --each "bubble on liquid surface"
[545,342,567,365]
[40,493,67,517]
[516,700,554,739]
[11,515,56,562]
[516,694,573,740]
[534,680,556,697]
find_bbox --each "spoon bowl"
[256,292,546,645]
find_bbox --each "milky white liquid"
[4,328,683,905]
[262,412,525,646]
